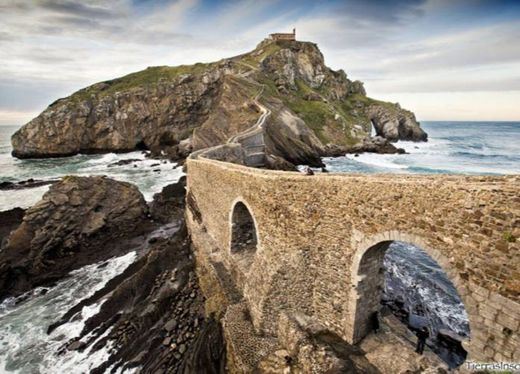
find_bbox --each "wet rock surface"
[0,208,25,249]
[59,225,225,374]
[0,174,227,372]
[150,176,187,224]
[41,176,227,373]
[0,178,58,190]
[0,176,151,300]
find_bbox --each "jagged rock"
[368,103,427,142]
[67,340,86,351]
[0,208,25,249]
[349,136,406,154]
[0,178,57,190]
[264,108,325,167]
[0,176,149,300]
[265,154,298,171]
[11,68,223,158]
[107,158,142,167]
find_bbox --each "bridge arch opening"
[350,239,470,369]
[230,201,258,270]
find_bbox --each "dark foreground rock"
[0,178,58,190]
[44,179,227,373]
[0,173,225,372]
[0,208,25,249]
[52,224,226,374]
[150,176,187,223]
[0,176,150,300]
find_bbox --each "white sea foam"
[0,252,137,373]
[0,151,184,211]
[0,185,50,210]
[345,153,409,170]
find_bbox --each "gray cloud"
[0,0,519,124]
[335,0,427,23]
[40,0,118,19]
[0,31,14,41]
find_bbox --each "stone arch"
[346,231,473,353]
[229,198,259,272]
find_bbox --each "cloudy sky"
[0,0,519,125]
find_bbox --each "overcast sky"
[0,0,519,125]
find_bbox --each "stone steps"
[245,152,266,167]
[244,145,265,154]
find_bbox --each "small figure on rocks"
[415,326,429,355]
[304,167,314,175]
[371,311,380,334]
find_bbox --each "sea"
[0,121,519,372]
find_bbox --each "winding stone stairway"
[227,86,270,168]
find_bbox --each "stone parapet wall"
[185,158,520,364]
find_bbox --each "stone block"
[496,311,519,332]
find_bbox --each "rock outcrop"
[12,68,223,158]
[35,175,227,374]
[368,103,427,142]
[0,176,150,299]
[0,208,25,249]
[12,38,427,164]
[324,136,406,157]
[349,136,406,155]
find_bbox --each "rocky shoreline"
[0,175,227,373]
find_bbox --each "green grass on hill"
[66,63,211,104]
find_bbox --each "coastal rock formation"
[0,176,149,299]
[37,176,227,374]
[258,39,366,100]
[368,103,428,142]
[150,176,187,223]
[350,136,406,154]
[54,224,226,374]
[0,208,25,249]
[11,68,222,158]
[324,136,406,157]
[12,38,427,164]
[264,107,325,167]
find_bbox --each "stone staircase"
[237,132,266,167]
[227,86,270,168]
[191,83,270,168]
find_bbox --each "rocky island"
[11,37,426,168]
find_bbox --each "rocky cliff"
[0,176,150,299]
[12,39,427,162]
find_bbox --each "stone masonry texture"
[185,158,520,368]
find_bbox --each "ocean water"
[0,121,518,371]
[0,252,137,374]
[325,121,520,175]
[0,125,184,211]
[384,241,469,367]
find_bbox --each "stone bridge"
[185,158,520,372]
